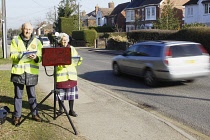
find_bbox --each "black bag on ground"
[0,106,10,125]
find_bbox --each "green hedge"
[88,26,115,32]
[168,27,210,53]
[127,28,210,53]
[98,32,127,39]
[58,17,77,35]
[127,29,176,42]
[72,30,97,47]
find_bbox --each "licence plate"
[185,60,195,64]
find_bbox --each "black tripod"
[17,36,78,135]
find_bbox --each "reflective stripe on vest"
[57,71,77,77]
[11,63,39,75]
[56,67,77,82]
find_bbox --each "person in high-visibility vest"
[10,22,43,126]
[56,33,82,117]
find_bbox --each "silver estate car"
[112,41,210,87]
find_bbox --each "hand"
[28,54,37,60]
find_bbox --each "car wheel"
[185,79,195,83]
[113,63,121,76]
[144,70,157,87]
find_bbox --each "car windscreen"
[170,44,202,57]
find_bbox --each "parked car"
[112,41,210,87]
[41,37,50,47]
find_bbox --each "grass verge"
[0,48,11,65]
[0,68,84,140]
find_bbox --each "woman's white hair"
[58,33,69,43]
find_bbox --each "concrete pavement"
[0,49,197,140]
[37,65,196,139]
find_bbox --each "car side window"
[136,45,148,56]
[125,45,138,56]
[136,45,151,56]
[148,45,161,57]
[136,45,161,57]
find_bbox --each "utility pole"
[54,6,57,21]
[1,0,7,58]
[78,2,80,30]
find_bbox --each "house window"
[142,9,145,21]
[98,18,100,26]
[131,10,135,21]
[111,17,114,25]
[146,8,150,19]
[204,3,210,14]
[187,7,193,16]
[145,6,156,20]
[152,7,155,16]
[126,10,135,21]
[183,7,185,20]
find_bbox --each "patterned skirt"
[56,86,78,101]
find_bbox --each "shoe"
[69,111,78,117]
[13,117,21,126]
[32,115,42,122]
[57,110,63,116]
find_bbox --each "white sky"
[4,0,130,29]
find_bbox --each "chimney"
[95,4,99,14]
[81,10,86,16]
[108,1,114,8]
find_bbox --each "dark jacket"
[10,33,39,86]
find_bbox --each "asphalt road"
[76,47,210,137]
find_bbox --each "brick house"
[106,2,130,31]
[81,10,96,27]
[125,0,189,32]
[96,2,115,26]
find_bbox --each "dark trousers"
[13,83,38,118]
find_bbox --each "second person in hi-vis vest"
[56,33,82,117]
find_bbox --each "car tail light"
[198,45,210,63]
[164,47,172,65]
[198,45,208,54]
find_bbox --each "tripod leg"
[54,89,57,120]
[17,91,54,126]
[58,97,78,135]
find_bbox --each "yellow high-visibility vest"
[10,36,42,75]
[56,46,82,82]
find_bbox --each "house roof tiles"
[183,0,199,6]
[99,8,114,16]
[110,2,130,16]
[140,0,162,5]
[126,0,144,9]
[126,0,163,9]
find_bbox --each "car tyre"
[113,63,121,76]
[185,79,195,83]
[144,70,157,87]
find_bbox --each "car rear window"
[170,44,202,57]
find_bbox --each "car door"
[119,45,138,74]
[123,44,147,76]
[130,45,162,76]
[130,45,149,76]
